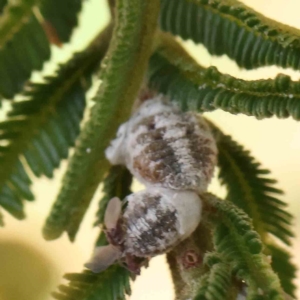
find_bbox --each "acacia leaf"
[160,0,300,70]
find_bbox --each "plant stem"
[43,0,160,241]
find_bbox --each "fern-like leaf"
[204,193,284,299]
[266,244,297,297]
[95,166,132,226]
[52,265,131,300]
[0,0,84,98]
[40,0,83,44]
[194,261,232,300]
[0,29,109,221]
[209,124,294,246]
[43,0,160,242]
[148,34,300,120]
[0,0,50,98]
[160,0,300,70]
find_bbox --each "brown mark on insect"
[130,106,217,191]
[123,191,179,257]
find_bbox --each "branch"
[43,0,161,241]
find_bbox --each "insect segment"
[85,188,202,274]
[105,96,218,193]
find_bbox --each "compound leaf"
[160,0,300,70]
[148,34,300,120]
[0,28,109,222]
[210,124,294,246]
[52,265,131,300]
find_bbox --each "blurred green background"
[0,0,299,299]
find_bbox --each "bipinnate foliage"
[0,0,83,98]
[148,33,300,120]
[194,259,232,300]
[53,166,133,300]
[160,0,300,70]
[0,0,299,299]
[210,123,294,245]
[211,124,296,296]
[52,265,131,300]
[40,0,82,43]
[203,194,283,300]
[186,194,285,300]
[0,26,111,221]
[266,244,297,297]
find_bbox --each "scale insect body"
[106,96,217,193]
[85,96,217,274]
[85,188,202,274]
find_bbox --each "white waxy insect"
[85,188,202,274]
[105,95,217,192]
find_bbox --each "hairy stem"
[43,0,160,241]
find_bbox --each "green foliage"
[0,0,7,13]
[204,193,284,300]
[0,29,108,221]
[43,0,161,242]
[95,165,132,226]
[148,35,300,120]
[160,0,300,70]
[40,0,83,43]
[210,123,294,246]
[0,0,298,299]
[266,244,297,297]
[52,265,131,300]
[203,133,297,298]
[195,260,232,300]
[0,0,83,98]
[0,0,49,98]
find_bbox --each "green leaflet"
[95,165,132,226]
[266,244,297,297]
[148,34,300,120]
[210,124,294,246]
[0,0,7,13]
[52,265,131,300]
[0,0,84,98]
[160,0,300,70]
[0,0,50,98]
[204,194,285,300]
[194,261,233,300]
[0,27,110,222]
[40,0,83,43]
[208,126,295,296]
[43,0,160,242]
